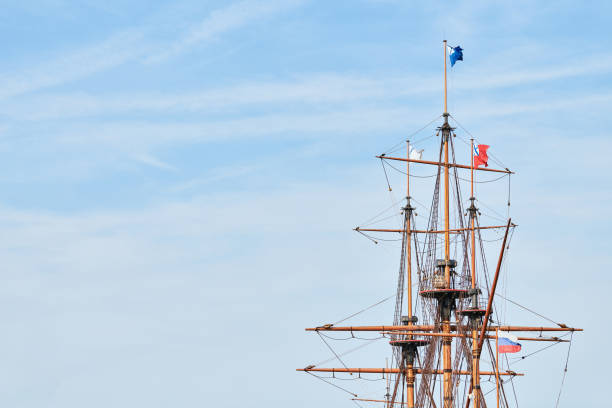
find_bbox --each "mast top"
[443,40,448,114]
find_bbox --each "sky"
[0,1,609,407]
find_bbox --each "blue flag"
[448,45,463,67]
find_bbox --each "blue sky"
[0,1,609,406]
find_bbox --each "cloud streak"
[146,0,305,63]
[0,0,305,101]
[132,153,178,171]
[0,29,146,101]
[20,90,606,156]
[3,54,610,121]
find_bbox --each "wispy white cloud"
[132,153,177,171]
[51,106,430,150]
[455,55,612,90]
[455,92,612,119]
[3,54,610,121]
[145,0,305,63]
[169,165,256,193]
[0,74,407,120]
[0,29,147,101]
[15,90,609,155]
[0,0,304,101]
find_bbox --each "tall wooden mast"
[441,39,453,408]
[470,138,476,288]
[469,137,482,408]
[405,140,415,408]
[444,40,448,114]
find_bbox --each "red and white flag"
[473,144,489,168]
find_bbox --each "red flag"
[473,144,489,168]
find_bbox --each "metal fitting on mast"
[403,197,415,215]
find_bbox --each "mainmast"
[441,40,453,408]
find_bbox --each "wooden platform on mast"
[389,339,430,347]
[458,308,487,318]
[419,288,469,299]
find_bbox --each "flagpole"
[470,139,475,287]
[385,358,390,408]
[443,40,448,113]
[496,328,500,408]
[406,139,412,320]
[406,139,415,408]
[469,138,480,408]
[470,139,473,196]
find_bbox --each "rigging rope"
[554,332,574,408]
[306,371,358,397]
[358,198,404,227]
[410,196,431,214]
[356,230,402,244]
[480,236,507,242]
[318,332,351,371]
[359,213,403,228]
[477,211,507,223]
[382,115,442,155]
[317,375,384,382]
[313,338,382,367]
[476,198,509,223]
[334,294,397,325]
[448,114,509,169]
[382,158,437,178]
[508,374,520,408]
[509,333,571,364]
[319,332,386,341]
[495,293,563,327]
[507,174,511,217]
[457,174,508,184]
[381,159,393,191]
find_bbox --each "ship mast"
[469,137,482,408]
[405,140,416,408]
[441,39,453,408]
[298,41,582,408]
